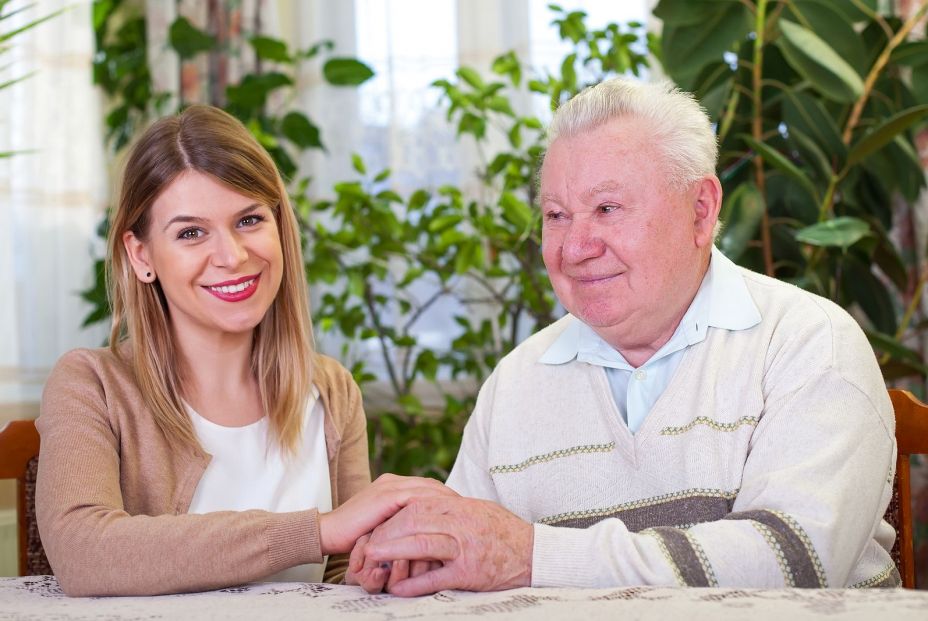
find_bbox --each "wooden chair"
[887,389,928,588]
[0,419,51,576]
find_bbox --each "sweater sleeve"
[35,351,323,597]
[446,371,503,503]
[529,367,895,588]
[319,357,372,583]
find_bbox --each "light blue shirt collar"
[539,246,761,366]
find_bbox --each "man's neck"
[597,251,711,368]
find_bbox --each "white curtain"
[0,0,107,407]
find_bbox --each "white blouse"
[187,388,332,583]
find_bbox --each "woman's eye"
[178,228,202,240]
[238,214,265,227]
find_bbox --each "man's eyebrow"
[584,181,621,198]
[162,203,263,232]
[539,192,561,206]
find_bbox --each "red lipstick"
[203,274,260,302]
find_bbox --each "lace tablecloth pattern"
[2,576,928,620]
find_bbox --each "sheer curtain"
[0,0,106,410]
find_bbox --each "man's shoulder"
[736,266,883,392]
[739,266,860,334]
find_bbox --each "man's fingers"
[366,533,459,562]
[348,534,371,573]
[408,560,433,578]
[389,565,459,597]
[354,565,389,594]
[386,559,410,592]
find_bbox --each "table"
[2,576,928,620]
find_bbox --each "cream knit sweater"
[448,265,898,589]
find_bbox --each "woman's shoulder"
[40,344,140,432]
[49,344,133,384]
[311,352,358,395]
[310,352,364,426]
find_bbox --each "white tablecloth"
[1,576,927,620]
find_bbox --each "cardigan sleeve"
[36,350,324,597]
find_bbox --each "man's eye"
[545,211,565,221]
[599,204,618,214]
[238,214,265,227]
[178,228,202,240]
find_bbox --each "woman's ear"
[123,230,156,282]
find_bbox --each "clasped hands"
[320,474,533,596]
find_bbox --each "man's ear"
[692,175,723,248]
[123,230,156,282]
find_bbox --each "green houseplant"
[655,0,928,379]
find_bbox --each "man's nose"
[561,216,605,263]
[211,231,248,268]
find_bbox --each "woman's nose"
[211,231,248,268]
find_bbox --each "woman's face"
[123,170,284,344]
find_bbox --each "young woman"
[36,105,451,597]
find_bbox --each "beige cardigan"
[36,346,371,596]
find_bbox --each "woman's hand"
[318,474,457,556]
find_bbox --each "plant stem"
[841,0,928,146]
[880,268,928,365]
[817,174,839,222]
[752,0,774,276]
[717,87,740,146]
[362,281,404,397]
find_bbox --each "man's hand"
[354,496,534,597]
[319,474,457,555]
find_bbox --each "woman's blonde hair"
[107,105,313,454]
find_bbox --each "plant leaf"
[845,104,928,169]
[323,58,374,86]
[866,330,927,373]
[795,216,870,250]
[168,17,216,60]
[776,20,863,103]
[741,135,820,204]
[457,67,484,90]
[659,3,750,88]
[281,111,323,150]
[718,182,764,262]
[250,35,291,63]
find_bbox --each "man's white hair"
[547,78,719,190]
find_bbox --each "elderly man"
[348,78,897,594]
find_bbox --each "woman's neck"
[173,327,265,427]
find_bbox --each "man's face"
[539,116,718,352]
